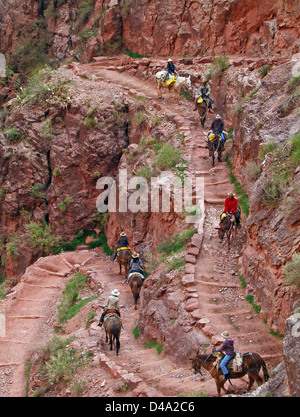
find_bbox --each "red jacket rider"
[224,192,238,214]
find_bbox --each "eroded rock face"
[137,264,209,366]
[1,0,299,61]
[228,58,300,333]
[283,307,300,396]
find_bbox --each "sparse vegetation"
[259,65,270,78]
[57,270,94,324]
[211,55,230,78]
[33,336,91,391]
[157,227,196,257]
[5,126,24,143]
[245,293,261,314]
[283,253,300,287]
[143,340,164,355]
[261,133,300,207]
[25,220,61,255]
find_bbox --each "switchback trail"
[0,60,283,397]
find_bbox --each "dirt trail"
[0,62,283,397]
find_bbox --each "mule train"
[155,70,192,103]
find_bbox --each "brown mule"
[127,272,144,310]
[103,312,122,356]
[195,99,208,128]
[217,212,236,250]
[207,133,224,167]
[192,352,269,397]
[117,249,132,277]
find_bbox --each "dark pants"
[234,209,241,225]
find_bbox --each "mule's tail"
[262,360,269,382]
[133,281,139,306]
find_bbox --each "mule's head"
[185,75,192,90]
[192,355,203,376]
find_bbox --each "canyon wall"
[0,0,299,62]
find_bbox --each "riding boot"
[225,372,231,381]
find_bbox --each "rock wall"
[283,305,300,396]
[1,0,299,62]
[228,58,300,332]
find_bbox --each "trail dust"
[0,60,283,397]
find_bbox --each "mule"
[217,212,236,250]
[117,249,131,277]
[103,312,122,356]
[192,352,269,397]
[155,71,192,103]
[196,99,208,128]
[207,132,224,167]
[127,272,144,310]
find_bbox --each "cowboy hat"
[167,58,173,62]
[111,289,120,297]
[221,331,231,339]
[120,232,126,236]
[216,114,221,119]
[132,252,139,258]
[227,192,235,197]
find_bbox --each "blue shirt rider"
[128,252,146,278]
[167,58,176,80]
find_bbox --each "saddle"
[104,309,120,321]
[215,352,244,373]
[166,74,176,86]
[117,246,131,255]
[127,271,145,283]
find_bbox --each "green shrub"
[41,336,90,386]
[245,293,261,314]
[166,257,185,272]
[132,326,140,339]
[53,167,60,176]
[153,144,182,172]
[7,20,53,74]
[157,227,196,256]
[259,65,270,78]
[261,135,299,207]
[58,229,113,255]
[58,202,67,212]
[259,141,277,160]
[211,55,230,78]
[5,126,24,143]
[16,67,71,108]
[136,164,152,181]
[26,220,61,255]
[30,183,46,201]
[283,253,300,287]
[57,271,89,324]
[143,340,164,355]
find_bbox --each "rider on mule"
[223,192,241,226]
[196,79,212,111]
[215,331,235,381]
[111,232,130,261]
[166,58,176,80]
[128,252,146,278]
[209,114,226,145]
[98,288,121,327]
